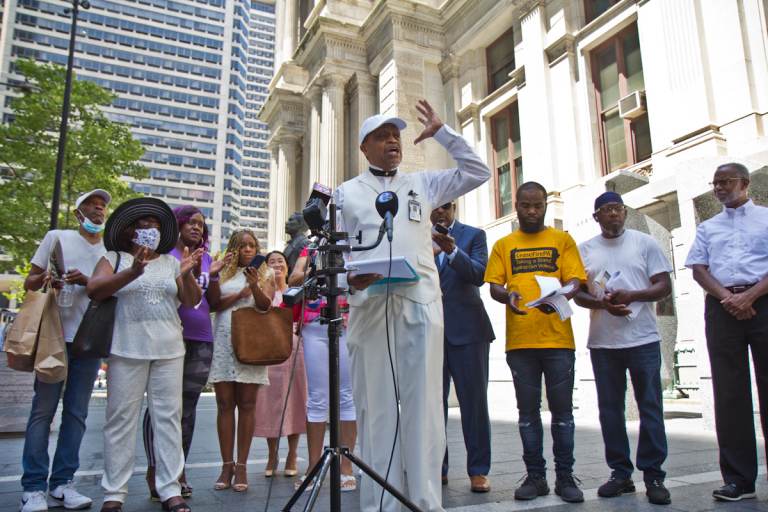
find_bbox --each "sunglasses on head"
[437,202,453,210]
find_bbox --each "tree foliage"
[0,59,148,271]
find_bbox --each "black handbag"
[71,252,121,359]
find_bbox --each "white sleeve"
[422,124,491,207]
[30,231,56,269]
[645,237,673,277]
[684,225,709,268]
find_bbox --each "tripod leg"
[343,450,425,512]
[282,448,332,511]
[303,448,334,512]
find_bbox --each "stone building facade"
[261,0,768,424]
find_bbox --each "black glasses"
[709,178,746,188]
[436,202,453,210]
[594,204,626,215]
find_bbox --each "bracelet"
[209,275,220,282]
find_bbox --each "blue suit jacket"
[437,221,495,346]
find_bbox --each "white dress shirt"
[685,199,768,287]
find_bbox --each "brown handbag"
[231,306,293,365]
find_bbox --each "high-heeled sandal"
[233,463,248,492]
[214,461,234,490]
[284,453,298,477]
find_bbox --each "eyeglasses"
[709,178,746,188]
[436,203,453,210]
[594,204,626,215]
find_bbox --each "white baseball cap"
[75,189,112,209]
[359,114,407,145]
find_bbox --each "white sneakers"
[20,483,92,511]
[20,491,47,512]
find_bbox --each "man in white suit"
[336,100,490,511]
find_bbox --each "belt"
[725,283,756,294]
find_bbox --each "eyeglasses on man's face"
[709,177,746,188]
[594,204,626,215]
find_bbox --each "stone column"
[283,0,298,63]
[354,75,378,176]
[308,86,323,186]
[319,74,347,188]
[279,136,300,231]
[267,144,281,249]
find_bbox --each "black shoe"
[555,474,584,503]
[712,483,756,501]
[597,476,635,497]
[645,480,671,505]
[514,474,549,501]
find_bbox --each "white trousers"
[347,294,446,512]
[101,355,184,503]
[302,321,356,422]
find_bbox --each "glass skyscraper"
[0,0,275,251]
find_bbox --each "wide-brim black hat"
[104,197,178,254]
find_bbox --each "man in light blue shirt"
[686,162,768,502]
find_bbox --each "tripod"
[282,203,423,512]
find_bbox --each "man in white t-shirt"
[574,191,673,506]
[19,189,110,512]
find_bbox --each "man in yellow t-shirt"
[484,181,586,504]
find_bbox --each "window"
[490,103,523,218]
[591,24,651,174]
[486,29,516,94]
[584,0,621,23]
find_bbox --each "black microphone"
[375,191,398,242]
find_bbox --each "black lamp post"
[49,0,90,230]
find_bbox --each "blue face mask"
[78,210,104,234]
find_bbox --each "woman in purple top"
[142,206,231,500]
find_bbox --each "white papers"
[346,256,419,284]
[589,270,641,320]
[525,275,577,320]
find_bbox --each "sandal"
[214,461,234,490]
[341,474,357,492]
[162,496,191,512]
[180,482,193,498]
[294,475,314,492]
[284,452,298,477]
[100,501,123,512]
[233,463,248,492]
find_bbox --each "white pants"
[302,321,356,422]
[101,355,184,503]
[347,295,445,512]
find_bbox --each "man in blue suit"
[431,201,495,493]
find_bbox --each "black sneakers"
[712,483,756,501]
[597,476,636,497]
[645,480,671,505]
[514,474,549,500]
[555,474,584,503]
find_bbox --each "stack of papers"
[525,275,577,321]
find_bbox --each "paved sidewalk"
[0,395,766,511]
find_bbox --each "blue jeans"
[590,341,667,482]
[506,348,575,476]
[21,344,100,491]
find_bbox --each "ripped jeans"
[506,348,575,477]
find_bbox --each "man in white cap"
[337,100,490,511]
[20,189,110,512]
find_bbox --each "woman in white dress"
[207,229,274,492]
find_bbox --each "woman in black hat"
[86,198,202,512]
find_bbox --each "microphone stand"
[282,202,423,512]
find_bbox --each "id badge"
[408,200,422,222]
